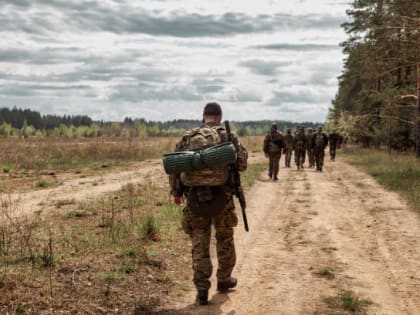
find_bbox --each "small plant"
[314,267,334,279]
[119,262,134,275]
[67,210,86,218]
[99,272,128,282]
[37,179,49,188]
[324,291,373,313]
[140,215,160,241]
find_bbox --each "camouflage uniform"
[306,128,315,167]
[263,128,284,179]
[293,128,306,170]
[169,122,248,291]
[283,130,294,167]
[311,128,329,171]
[328,130,341,161]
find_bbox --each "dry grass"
[0,183,190,314]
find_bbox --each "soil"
[3,153,420,314]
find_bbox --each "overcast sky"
[0,0,349,122]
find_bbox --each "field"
[0,135,264,314]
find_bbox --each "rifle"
[224,121,249,232]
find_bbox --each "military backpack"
[179,125,230,187]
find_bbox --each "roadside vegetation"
[342,147,420,211]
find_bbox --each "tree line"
[328,0,419,156]
[0,107,320,138]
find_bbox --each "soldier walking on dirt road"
[263,123,284,180]
[283,128,294,168]
[293,127,306,170]
[311,127,329,172]
[306,128,315,168]
[169,102,248,306]
[328,129,342,161]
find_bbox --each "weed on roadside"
[324,291,373,314]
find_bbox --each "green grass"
[343,147,420,211]
[314,267,334,279]
[242,162,265,188]
[324,291,373,313]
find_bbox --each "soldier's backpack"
[180,125,230,187]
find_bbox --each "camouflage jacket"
[305,133,313,149]
[283,134,294,149]
[293,132,306,150]
[328,132,341,147]
[169,122,248,197]
[263,131,284,154]
[311,133,329,149]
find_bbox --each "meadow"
[342,147,420,212]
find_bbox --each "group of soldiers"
[263,123,342,179]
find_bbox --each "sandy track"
[169,158,420,315]
[2,159,163,215]
[2,153,264,216]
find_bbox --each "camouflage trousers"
[284,148,293,167]
[329,145,337,161]
[268,152,281,178]
[314,147,325,170]
[182,201,238,290]
[294,147,305,169]
[307,148,315,167]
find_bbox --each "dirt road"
[170,159,420,315]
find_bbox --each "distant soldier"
[328,129,342,161]
[263,123,284,180]
[169,102,248,305]
[306,128,315,168]
[283,128,294,168]
[311,127,329,172]
[293,127,306,170]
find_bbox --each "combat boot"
[196,290,208,305]
[217,277,237,292]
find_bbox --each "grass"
[314,267,335,279]
[324,291,373,313]
[0,182,190,313]
[343,147,420,211]
[241,162,265,188]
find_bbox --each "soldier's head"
[287,128,291,134]
[307,128,313,134]
[271,123,277,131]
[203,102,222,124]
[317,127,322,133]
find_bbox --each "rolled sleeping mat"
[162,142,237,175]
[201,142,237,168]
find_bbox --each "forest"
[328,0,419,156]
[0,107,319,138]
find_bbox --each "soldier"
[293,126,306,170]
[283,128,294,167]
[169,102,248,305]
[306,128,315,168]
[311,127,329,172]
[328,129,341,161]
[263,123,284,180]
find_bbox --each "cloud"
[255,43,339,51]
[109,84,203,102]
[266,89,331,106]
[0,1,344,38]
[239,59,291,76]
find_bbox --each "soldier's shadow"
[158,292,232,315]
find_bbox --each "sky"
[0,0,350,122]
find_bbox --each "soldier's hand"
[174,196,184,205]
[264,153,269,158]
